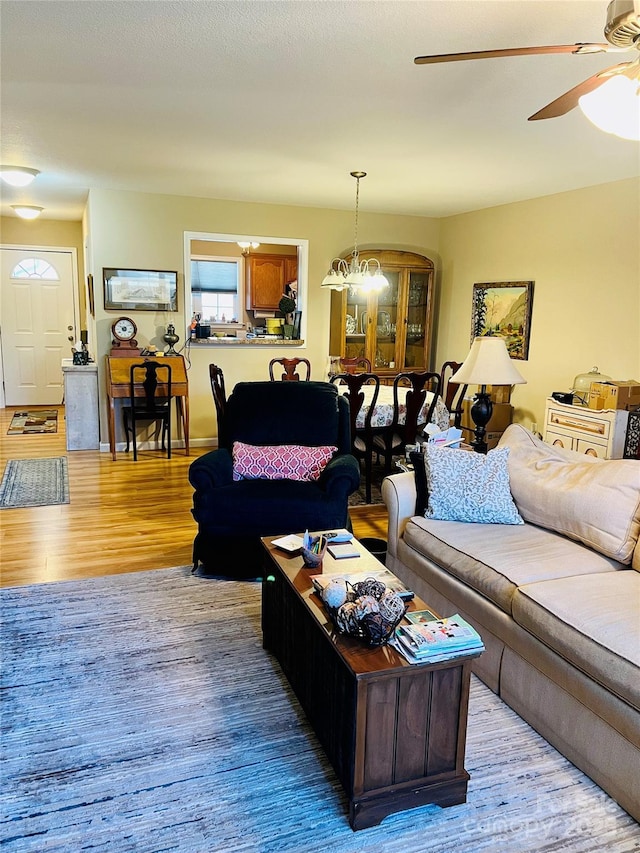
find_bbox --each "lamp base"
[470,388,493,454]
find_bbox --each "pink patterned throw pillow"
[232,442,337,482]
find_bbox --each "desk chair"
[340,356,372,374]
[268,357,311,381]
[209,363,227,444]
[331,372,380,504]
[123,361,172,461]
[373,371,441,473]
[440,360,467,429]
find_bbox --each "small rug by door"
[7,410,58,435]
[0,457,69,509]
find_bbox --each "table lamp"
[451,337,526,453]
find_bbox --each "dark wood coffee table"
[261,536,481,830]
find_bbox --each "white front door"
[0,248,77,406]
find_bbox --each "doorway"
[0,247,77,406]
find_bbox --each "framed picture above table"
[471,280,534,360]
[103,268,178,312]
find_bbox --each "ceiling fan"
[414,0,640,138]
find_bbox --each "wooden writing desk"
[105,356,189,460]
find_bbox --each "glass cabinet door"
[343,287,368,362]
[372,271,399,369]
[403,270,430,369]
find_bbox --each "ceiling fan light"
[0,166,40,187]
[11,204,44,220]
[579,74,640,141]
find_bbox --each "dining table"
[338,384,450,432]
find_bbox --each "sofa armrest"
[188,448,234,491]
[382,472,418,560]
[319,453,361,496]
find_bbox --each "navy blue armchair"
[189,381,361,577]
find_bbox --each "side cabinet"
[543,397,629,459]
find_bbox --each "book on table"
[327,542,360,560]
[393,613,484,663]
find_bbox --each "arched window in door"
[10,258,59,279]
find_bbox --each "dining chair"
[331,372,380,503]
[340,356,372,374]
[209,363,227,445]
[123,361,172,461]
[268,357,311,381]
[440,360,468,429]
[373,371,441,473]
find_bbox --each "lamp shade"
[450,337,526,386]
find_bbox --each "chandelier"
[321,171,389,292]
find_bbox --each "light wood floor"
[0,406,388,588]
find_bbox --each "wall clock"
[110,316,142,356]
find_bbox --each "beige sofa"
[382,424,640,821]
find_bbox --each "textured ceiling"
[1,0,638,221]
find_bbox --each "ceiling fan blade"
[414,44,611,64]
[528,61,633,120]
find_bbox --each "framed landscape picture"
[471,281,534,360]
[103,268,178,312]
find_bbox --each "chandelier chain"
[353,175,360,258]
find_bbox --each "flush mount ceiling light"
[237,241,260,256]
[321,171,389,292]
[0,166,40,187]
[11,205,44,220]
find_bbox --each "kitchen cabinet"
[245,253,298,311]
[329,250,435,381]
[543,397,629,459]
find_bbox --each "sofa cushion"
[403,516,625,615]
[512,571,640,711]
[499,424,640,565]
[232,441,336,482]
[423,445,523,525]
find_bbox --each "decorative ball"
[353,577,386,600]
[354,594,380,620]
[378,590,406,623]
[323,577,348,609]
[336,601,359,634]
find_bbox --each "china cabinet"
[329,250,435,381]
[245,253,298,311]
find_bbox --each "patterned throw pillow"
[232,442,337,482]
[424,445,523,525]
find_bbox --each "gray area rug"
[1,567,638,852]
[0,456,69,509]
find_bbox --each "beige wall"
[437,178,640,431]
[86,188,441,445]
[5,178,637,449]
[0,216,85,309]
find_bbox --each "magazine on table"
[311,568,414,601]
[393,613,484,663]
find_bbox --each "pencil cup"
[301,535,328,569]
